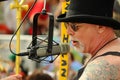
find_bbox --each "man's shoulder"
[79,57,120,80]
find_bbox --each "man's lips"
[71,40,79,46]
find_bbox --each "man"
[56,0,120,80]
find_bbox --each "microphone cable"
[9,0,38,56]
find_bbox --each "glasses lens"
[71,24,78,31]
[64,23,79,31]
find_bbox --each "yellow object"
[59,1,70,80]
[10,0,28,74]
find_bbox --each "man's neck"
[89,30,116,56]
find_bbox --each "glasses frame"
[64,22,80,31]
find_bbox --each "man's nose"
[66,27,74,35]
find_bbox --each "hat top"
[66,0,114,17]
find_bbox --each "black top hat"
[56,0,120,30]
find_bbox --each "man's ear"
[97,25,106,34]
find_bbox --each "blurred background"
[0,0,120,80]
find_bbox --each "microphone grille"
[61,43,70,54]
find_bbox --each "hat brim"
[56,13,120,30]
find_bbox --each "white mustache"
[73,41,85,53]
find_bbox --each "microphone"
[36,43,70,57]
[18,43,70,57]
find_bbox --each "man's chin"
[73,47,84,53]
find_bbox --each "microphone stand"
[29,1,55,62]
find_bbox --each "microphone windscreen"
[37,44,70,57]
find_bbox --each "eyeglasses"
[64,23,80,31]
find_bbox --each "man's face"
[65,22,98,53]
